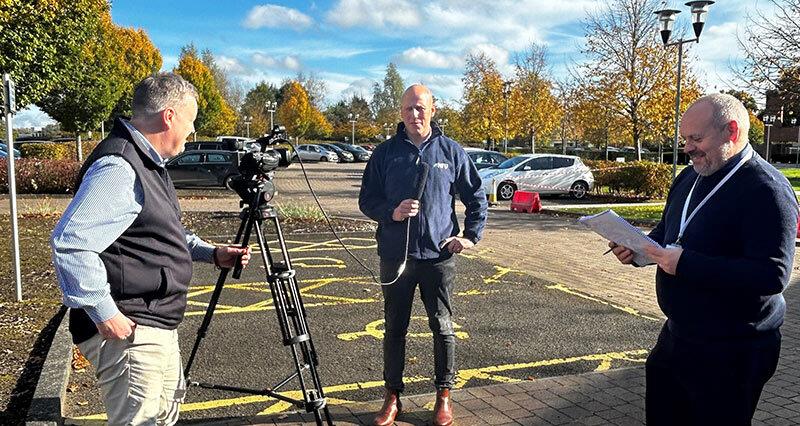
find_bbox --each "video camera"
[229,126,291,205]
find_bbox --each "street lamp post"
[243,116,252,138]
[266,101,277,131]
[503,80,512,154]
[655,0,715,181]
[764,114,776,163]
[437,118,449,136]
[791,117,800,165]
[348,112,359,145]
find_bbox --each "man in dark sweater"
[51,73,250,425]
[610,93,797,425]
[359,84,487,426]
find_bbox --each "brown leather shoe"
[432,388,453,426]
[373,388,402,426]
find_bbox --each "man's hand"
[392,199,420,221]
[96,312,136,340]
[441,236,475,254]
[215,246,252,269]
[609,241,635,265]
[643,244,683,275]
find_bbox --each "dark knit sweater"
[649,145,797,340]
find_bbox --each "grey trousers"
[380,257,457,391]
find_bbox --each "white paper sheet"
[578,209,660,266]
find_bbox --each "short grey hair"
[132,72,198,117]
[694,93,751,143]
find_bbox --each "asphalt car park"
[65,228,661,423]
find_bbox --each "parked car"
[318,143,355,162]
[0,142,21,159]
[478,154,594,200]
[185,140,260,152]
[332,142,371,162]
[464,148,508,170]
[165,150,240,188]
[291,144,339,162]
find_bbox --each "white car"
[479,154,594,200]
[291,144,340,162]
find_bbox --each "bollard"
[488,178,498,205]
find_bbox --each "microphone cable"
[285,140,420,286]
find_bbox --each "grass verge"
[780,168,800,192]
[550,204,665,222]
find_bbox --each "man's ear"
[162,107,176,129]
[728,120,739,143]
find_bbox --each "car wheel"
[224,174,237,190]
[497,182,516,201]
[571,181,589,199]
[320,156,329,162]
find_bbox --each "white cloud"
[10,105,56,130]
[252,53,303,71]
[243,4,313,30]
[215,55,247,74]
[696,21,742,62]
[396,47,464,69]
[326,0,421,28]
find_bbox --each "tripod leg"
[184,211,253,380]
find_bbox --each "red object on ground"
[510,191,541,213]
[796,220,799,239]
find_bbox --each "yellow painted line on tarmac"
[483,265,525,285]
[545,283,660,321]
[290,257,347,269]
[75,350,648,420]
[337,316,470,341]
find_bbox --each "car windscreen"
[494,156,529,169]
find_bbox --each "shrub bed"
[20,141,99,160]
[0,159,82,194]
[584,160,671,198]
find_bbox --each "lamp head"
[685,1,714,38]
[654,8,681,45]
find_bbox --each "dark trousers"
[646,323,781,426]
[380,257,456,391]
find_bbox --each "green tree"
[721,89,759,113]
[372,63,405,127]
[0,0,107,108]
[241,81,279,136]
[175,45,235,137]
[461,52,505,148]
[38,13,128,160]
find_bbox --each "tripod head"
[228,174,276,210]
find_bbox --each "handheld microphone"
[414,162,429,200]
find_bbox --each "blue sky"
[17,0,761,129]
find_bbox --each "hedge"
[20,141,100,160]
[0,159,82,194]
[584,160,671,198]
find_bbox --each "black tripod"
[183,178,333,425]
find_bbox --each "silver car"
[291,144,339,162]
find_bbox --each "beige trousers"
[78,325,185,426]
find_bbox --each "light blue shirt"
[50,120,215,324]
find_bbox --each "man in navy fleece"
[610,93,797,425]
[359,84,487,426]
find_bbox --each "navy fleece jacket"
[649,145,797,340]
[358,123,487,261]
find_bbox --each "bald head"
[401,84,436,145]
